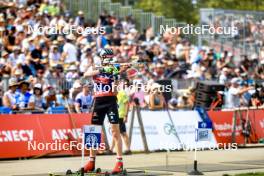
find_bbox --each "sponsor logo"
[51,128,82,140]
[0,130,33,142]
[85,134,98,146]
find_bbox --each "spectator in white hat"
[66,65,79,81]
[224,78,254,109]
[3,78,19,110]
[49,42,61,66]
[69,80,82,102]
[61,34,77,64]
[75,82,93,113]
[80,45,94,73]
[219,67,229,84]
[74,10,85,26]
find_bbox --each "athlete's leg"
[119,120,131,153]
[111,123,124,173]
[111,123,122,157]
[107,98,124,173]
[84,99,107,172]
[110,136,116,152]
[121,132,131,153]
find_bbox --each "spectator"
[43,85,57,108]
[31,83,44,113]
[61,34,77,65]
[224,78,254,109]
[110,79,131,154]
[219,67,229,84]
[255,60,264,80]
[75,82,93,113]
[17,80,34,111]
[49,42,61,66]
[148,83,165,110]
[3,78,19,110]
[130,81,147,108]
[177,88,195,109]
[74,11,85,26]
[70,80,82,101]
[57,89,74,112]
[168,97,178,110]
[66,65,79,81]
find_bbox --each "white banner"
[104,110,217,151]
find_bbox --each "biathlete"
[83,48,124,174]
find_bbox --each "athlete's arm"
[84,67,100,77]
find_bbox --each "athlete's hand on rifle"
[99,66,113,74]
[99,65,120,75]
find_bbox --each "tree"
[135,0,264,24]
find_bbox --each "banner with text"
[104,110,218,151]
[0,114,91,159]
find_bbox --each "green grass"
[223,173,264,176]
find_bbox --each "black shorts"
[119,118,127,134]
[91,96,119,125]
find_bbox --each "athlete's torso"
[93,72,118,97]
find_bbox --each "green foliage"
[234,172,264,176]
[134,0,264,24]
[135,0,199,23]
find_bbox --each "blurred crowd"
[0,0,264,114]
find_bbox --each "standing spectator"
[110,79,131,154]
[224,78,254,109]
[75,82,93,113]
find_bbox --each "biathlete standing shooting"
[83,48,125,174]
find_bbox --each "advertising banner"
[208,111,245,145]
[104,110,218,151]
[0,114,91,159]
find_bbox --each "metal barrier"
[62,0,186,35]
[200,8,264,57]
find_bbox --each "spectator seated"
[0,106,12,114]
[48,106,68,114]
